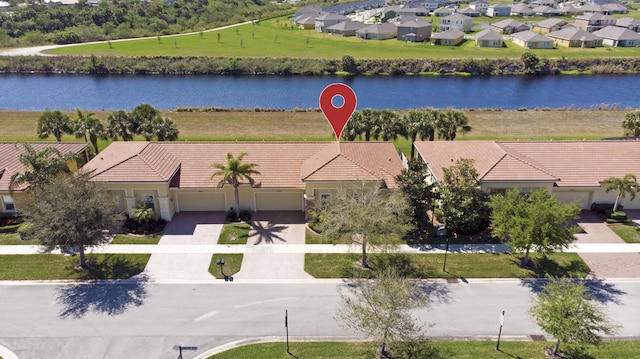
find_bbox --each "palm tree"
[603,173,639,212]
[37,109,72,142]
[401,109,437,158]
[130,104,161,137]
[211,152,260,219]
[106,110,134,141]
[73,109,107,154]
[437,110,472,141]
[9,143,73,191]
[374,110,402,141]
[343,109,378,141]
[152,116,179,141]
[622,110,640,137]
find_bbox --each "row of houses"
[4,140,640,221]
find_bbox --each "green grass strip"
[218,223,250,245]
[111,234,162,244]
[209,253,243,279]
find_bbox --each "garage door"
[255,193,303,211]
[553,191,592,210]
[177,193,225,211]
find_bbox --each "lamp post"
[442,237,449,273]
[216,258,226,280]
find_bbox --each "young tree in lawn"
[530,277,617,357]
[73,109,107,154]
[9,143,75,191]
[490,188,580,266]
[21,171,122,268]
[396,158,437,234]
[438,158,490,235]
[106,110,134,141]
[211,152,260,219]
[37,109,73,142]
[317,183,411,268]
[336,266,429,357]
[621,109,640,137]
[602,173,638,212]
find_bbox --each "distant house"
[315,14,350,33]
[411,0,439,11]
[433,7,454,17]
[431,28,465,45]
[575,13,616,33]
[510,4,535,17]
[593,26,640,47]
[559,4,583,16]
[533,18,568,34]
[530,0,554,7]
[457,7,480,17]
[615,17,640,33]
[547,27,602,47]
[511,30,554,49]
[293,14,318,29]
[293,5,323,18]
[475,28,504,47]
[397,18,432,42]
[602,3,628,15]
[487,4,511,17]
[533,5,561,17]
[326,21,367,37]
[356,23,397,40]
[398,7,430,17]
[469,0,490,14]
[439,13,473,32]
[491,19,529,35]
[380,6,402,23]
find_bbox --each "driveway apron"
[143,212,224,282]
[233,211,313,280]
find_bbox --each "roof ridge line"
[495,143,559,180]
[90,142,150,178]
[138,143,175,180]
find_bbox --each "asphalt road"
[0,279,638,359]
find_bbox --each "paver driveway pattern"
[234,211,313,280]
[575,210,640,278]
[143,212,225,282]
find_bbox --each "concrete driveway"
[575,210,640,278]
[234,211,313,280]
[143,212,224,282]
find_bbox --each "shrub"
[591,202,623,214]
[608,211,628,221]
[17,222,35,240]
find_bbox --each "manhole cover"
[530,335,546,341]
[446,278,459,283]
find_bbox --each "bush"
[17,222,35,240]
[591,202,623,214]
[607,211,628,221]
[0,223,22,233]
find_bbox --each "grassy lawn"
[208,340,640,359]
[609,223,640,243]
[0,254,150,280]
[305,253,590,279]
[0,233,39,245]
[111,234,162,244]
[48,16,640,59]
[218,223,250,245]
[208,253,243,279]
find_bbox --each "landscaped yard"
[0,254,150,280]
[305,253,590,279]
[217,223,250,245]
[111,234,162,245]
[609,224,640,243]
[208,253,243,279]
[0,233,38,245]
[208,340,640,359]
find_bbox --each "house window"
[319,193,332,205]
[142,194,155,209]
[2,195,15,212]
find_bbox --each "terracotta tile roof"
[85,142,403,189]
[0,142,89,192]
[415,140,640,187]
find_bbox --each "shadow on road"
[520,278,626,304]
[56,274,149,318]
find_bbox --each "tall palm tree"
[401,109,437,158]
[106,110,134,141]
[74,109,107,154]
[603,173,639,212]
[374,110,402,141]
[37,109,72,142]
[9,143,73,191]
[152,116,179,141]
[130,103,161,137]
[622,110,640,137]
[211,152,260,219]
[437,110,472,141]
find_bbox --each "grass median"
[305,253,590,279]
[609,223,640,244]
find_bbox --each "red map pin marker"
[320,83,357,142]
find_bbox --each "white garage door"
[553,191,593,210]
[255,193,303,211]
[177,193,225,211]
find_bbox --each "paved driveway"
[234,211,313,280]
[575,211,640,278]
[143,212,225,282]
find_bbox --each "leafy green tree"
[490,188,580,266]
[106,110,134,141]
[622,109,640,137]
[317,183,410,268]
[396,158,437,234]
[602,173,638,212]
[436,110,471,141]
[530,277,617,357]
[211,152,260,219]
[341,55,357,74]
[129,103,160,138]
[336,266,429,357]
[151,116,179,141]
[9,143,75,191]
[521,51,541,75]
[37,109,72,142]
[21,171,122,268]
[438,158,490,235]
[73,109,107,154]
[400,109,436,158]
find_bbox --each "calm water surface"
[1,74,639,110]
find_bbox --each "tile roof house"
[356,23,398,40]
[491,19,529,35]
[0,142,89,214]
[83,142,404,220]
[475,28,504,47]
[533,18,569,34]
[326,21,367,37]
[439,13,472,32]
[431,28,465,45]
[511,30,554,49]
[414,140,640,209]
[575,13,616,33]
[593,26,640,47]
[397,18,432,42]
[547,27,602,47]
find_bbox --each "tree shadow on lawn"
[508,254,590,278]
[56,255,150,319]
